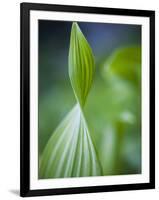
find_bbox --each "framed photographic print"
[20,2,155,197]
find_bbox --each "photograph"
[38,20,142,179]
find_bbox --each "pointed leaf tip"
[69,22,95,107]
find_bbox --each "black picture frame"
[20,2,155,197]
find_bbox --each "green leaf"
[39,104,102,178]
[69,22,95,107]
[39,22,102,179]
[103,46,141,85]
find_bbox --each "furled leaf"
[69,22,95,107]
[39,104,102,178]
[39,22,102,179]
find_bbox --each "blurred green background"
[38,20,141,175]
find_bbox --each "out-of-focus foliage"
[103,46,141,86]
[39,22,102,179]
[38,21,141,178]
[96,46,141,175]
